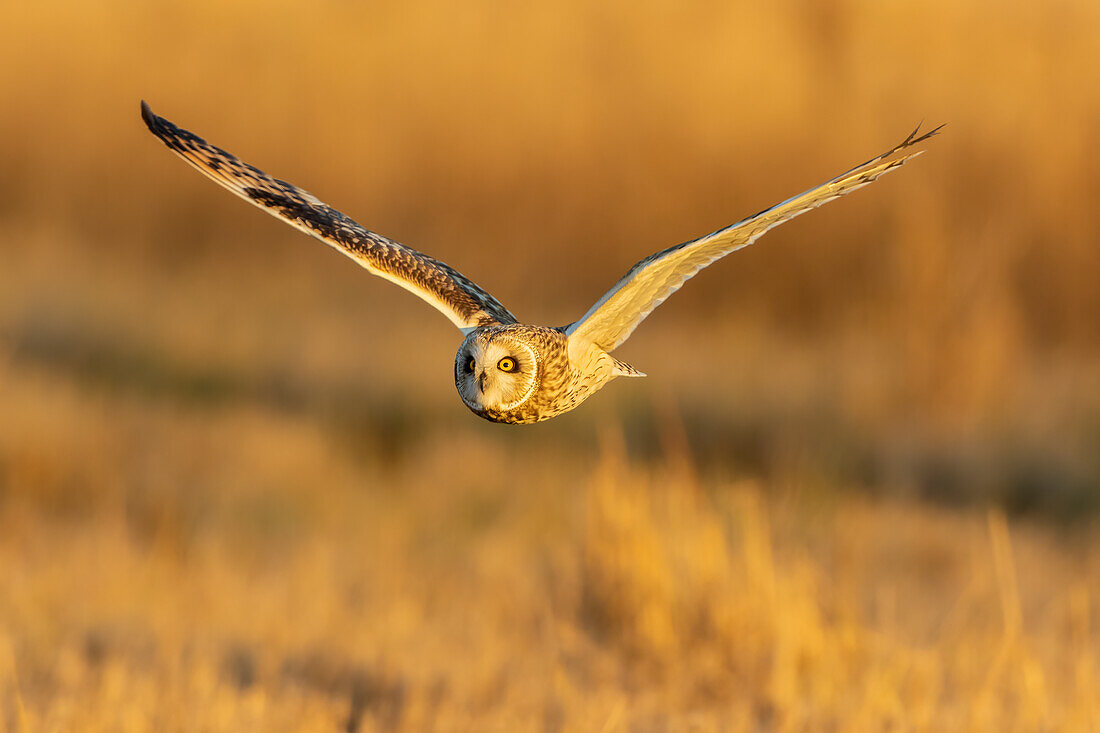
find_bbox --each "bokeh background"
[2,0,1099,729]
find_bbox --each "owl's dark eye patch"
[466,357,476,372]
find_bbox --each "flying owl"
[141,102,940,424]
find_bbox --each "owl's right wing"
[142,102,517,333]
[566,124,942,354]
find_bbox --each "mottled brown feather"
[141,102,516,332]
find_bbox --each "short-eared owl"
[142,102,940,424]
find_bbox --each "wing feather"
[141,101,517,333]
[566,125,942,353]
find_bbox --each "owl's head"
[455,329,540,414]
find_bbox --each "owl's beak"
[476,370,487,393]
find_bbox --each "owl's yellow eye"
[497,357,517,373]
[466,358,476,372]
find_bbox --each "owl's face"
[455,331,540,414]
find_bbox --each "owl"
[142,102,940,424]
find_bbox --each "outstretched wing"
[566,125,942,353]
[141,102,517,333]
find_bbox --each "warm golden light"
[1,0,1098,728]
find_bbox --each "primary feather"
[141,101,516,333]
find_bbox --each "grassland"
[3,338,1099,730]
[3,0,1100,728]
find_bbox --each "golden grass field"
[3,0,1100,729]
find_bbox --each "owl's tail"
[611,357,646,378]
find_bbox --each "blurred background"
[2,0,1099,729]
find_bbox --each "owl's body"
[141,102,940,424]
[455,325,630,424]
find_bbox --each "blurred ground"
[1,0,1099,729]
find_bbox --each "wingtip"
[904,122,923,145]
[140,100,159,132]
[905,121,946,148]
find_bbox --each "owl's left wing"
[141,102,517,333]
[566,124,942,354]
